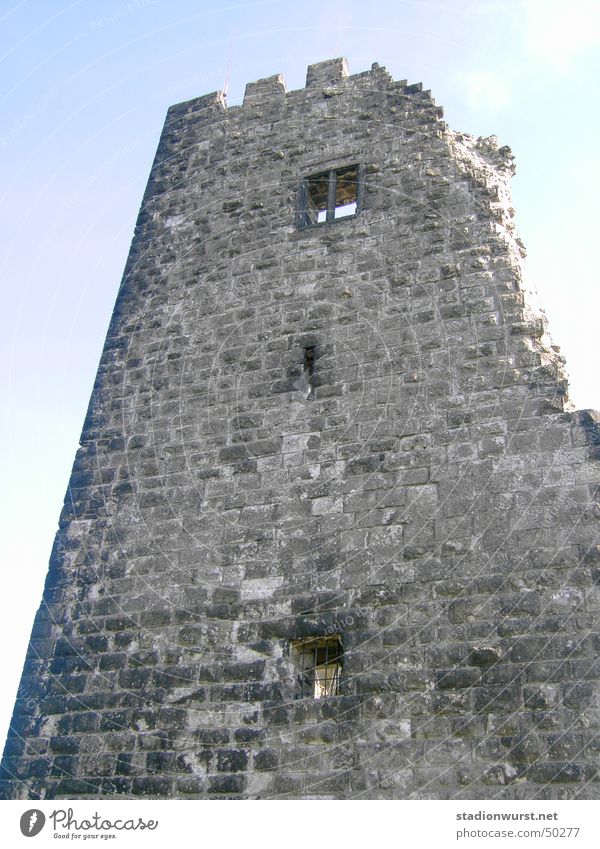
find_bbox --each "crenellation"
[243,73,287,107]
[305,57,349,87]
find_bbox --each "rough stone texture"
[2,57,600,800]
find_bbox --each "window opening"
[303,346,315,398]
[300,165,360,227]
[305,173,330,225]
[292,636,343,699]
[334,165,358,219]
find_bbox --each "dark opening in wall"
[292,636,343,699]
[303,346,315,398]
[299,165,361,227]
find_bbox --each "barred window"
[292,636,343,698]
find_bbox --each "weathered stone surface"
[1,58,599,800]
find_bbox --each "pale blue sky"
[1,0,599,748]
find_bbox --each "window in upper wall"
[298,165,361,228]
[292,636,343,699]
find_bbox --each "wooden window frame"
[297,164,363,228]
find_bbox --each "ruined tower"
[2,58,600,800]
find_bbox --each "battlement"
[166,57,438,122]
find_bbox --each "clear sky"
[1,0,599,749]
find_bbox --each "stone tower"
[2,58,600,800]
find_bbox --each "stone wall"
[2,58,600,800]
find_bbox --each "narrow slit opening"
[303,346,315,398]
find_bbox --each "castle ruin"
[2,58,600,800]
